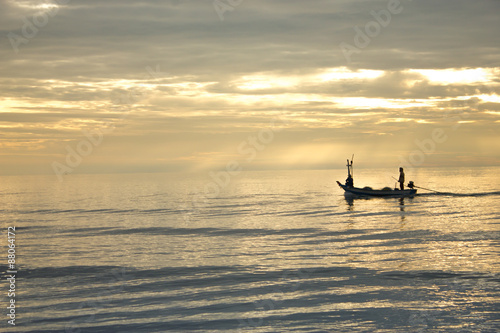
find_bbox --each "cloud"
[1,0,499,175]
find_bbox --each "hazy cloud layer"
[1,0,499,175]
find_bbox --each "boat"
[337,156,417,197]
[337,181,417,197]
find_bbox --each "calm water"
[1,167,499,332]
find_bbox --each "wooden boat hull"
[337,181,417,197]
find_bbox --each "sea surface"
[1,167,499,332]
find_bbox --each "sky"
[1,0,499,177]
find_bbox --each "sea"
[1,167,499,332]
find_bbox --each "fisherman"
[346,174,354,187]
[398,167,405,190]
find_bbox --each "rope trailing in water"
[413,185,442,193]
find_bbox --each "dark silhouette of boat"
[337,156,417,197]
[337,181,417,197]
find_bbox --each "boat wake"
[417,190,500,197]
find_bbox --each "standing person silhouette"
[398,167,405,190]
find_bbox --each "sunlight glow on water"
[1,167,499,332]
